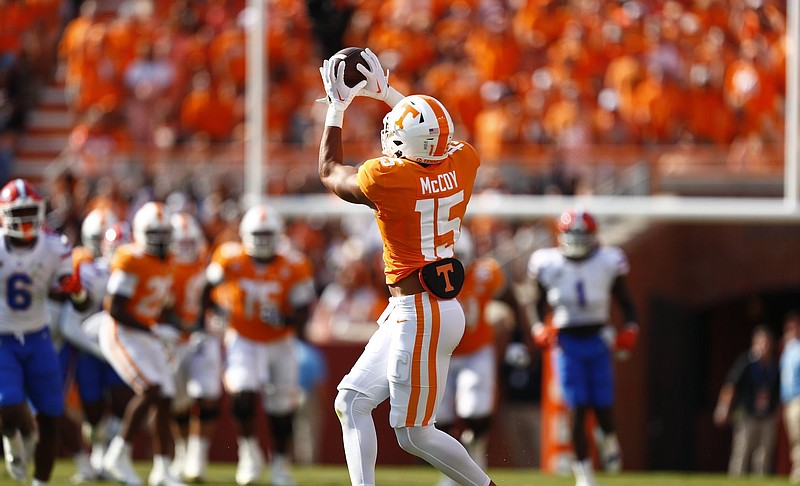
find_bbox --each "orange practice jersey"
[172,260,207,335]
[454,257,506,355]
[356,141,480,284]
[106,243,174,328]
[208,242,314,342]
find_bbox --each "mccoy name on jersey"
[356,141,480,285]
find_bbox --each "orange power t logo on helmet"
[394,102,420,129]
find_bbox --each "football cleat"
[3,432,28,482]
[235,437,264,485]
[102,437,142,486]
[270,454,296,486]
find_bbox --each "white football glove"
[356,48,389,101]
[152,323,181,347]
[320,57,367,115]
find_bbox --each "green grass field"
[39,461,790,485]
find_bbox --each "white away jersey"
[0,230,73,334]
[528,246,629,328]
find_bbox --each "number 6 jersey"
[356,140,480,284]
[0,232,73,334]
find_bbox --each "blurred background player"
[527,208,639,486]
[713,324,780,477]
[44,206,121,483]
[318,49,496,486]
[0,178,89,486]
[62,219,135,480]
[199,203,315,486]
[98,201,186,486]
[167,211,222,483]
[435,228,507,486]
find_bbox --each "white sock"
[106,436,129,461]
[572,458,595,482]
[153,454,170,472]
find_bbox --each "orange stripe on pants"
[422,298,441,425]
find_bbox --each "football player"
[198,204,315,486]
[435,229,507,486]
[45,206,121,483]
[318,49,496,486]
[527,208,639,486]
[98,201,186,486]
[167,211,221,483]
[0,178,89,486]
[63,220,134,479]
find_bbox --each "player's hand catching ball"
[356,48,389,101]
[320,57,367,114]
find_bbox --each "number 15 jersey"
[356,141,480,284]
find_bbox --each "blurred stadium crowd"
[0,0,790,188]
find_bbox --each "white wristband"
[385,87,404,108]
[325,106,344,128]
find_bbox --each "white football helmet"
[81,207,118,258]
[170,211,206,263]
[239,204,284,260]
[381,94,454,164]
[557,208,598,259]
[132,201,172,258]
[101,221,131,261]
[0,178,46,241]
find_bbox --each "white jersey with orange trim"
[356,140,480,284]
[105,243,174,328]
[0,230,73,334]
[528,246,629,328]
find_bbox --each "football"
[332,47,368,88]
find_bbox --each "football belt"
[418,257,465,300]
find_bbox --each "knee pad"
[231,394,255,422]
[198,406,220,422]
[395,425,430,456]
[172,411,191,427]
[268,413,294,441]
[334,389,378,425]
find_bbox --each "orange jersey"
[105,243,174,328]
[207,242,314,342]
[172,260,207,333]
[72,245,96,273]
[454,257,506,355]
[356,141,480,284]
